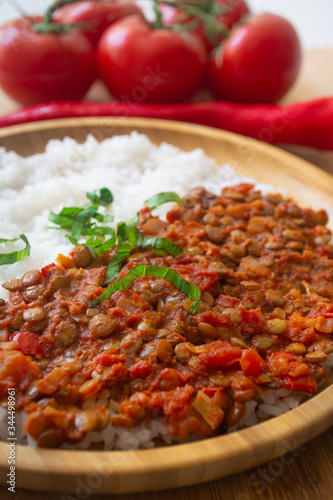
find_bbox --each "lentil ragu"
[1,183,333,449]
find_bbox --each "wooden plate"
[0,118,332,495]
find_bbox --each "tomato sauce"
[0,184,332,448]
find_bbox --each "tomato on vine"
[54,0,144,46]
[208,13,302,103]
[97,14,207,103]
[160,0,250,53]
[0,1,97,105]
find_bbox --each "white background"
[0,0,332,49]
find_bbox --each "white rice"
[0,132,330,450]
[0,131,267,299]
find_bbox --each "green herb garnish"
[0,235,31,265]
[48,188,114,257]
[48,189,198,311]
[105,220,185,283]
[144,191,182,211]
[137,234,185,258]
[86,188,113,206]
[105,241,134,282]
[91,264,201,314]
[104,193,184,281]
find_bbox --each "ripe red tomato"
[0,17,96,105]
[54,0,143,46]
[208,13,302,103]
[161,0,250,53]
[97,16,207,103]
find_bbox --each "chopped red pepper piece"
[240,349,263,377]
[11,332,48,357]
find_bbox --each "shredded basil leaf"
[87,234,116,259]
[105,220,184,283]
[138,234,184,258]
[95,214,114,223]
[117,220,138,247]
[0,235,31,265]
[144,192,182,211]
[105,241,133,282]
[71,206,98,241]
[48,211,74,229]
[48,188,114,252]
[91,264,200,314]
[86,188,113,206]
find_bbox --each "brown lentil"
[88,314,115,339]
[305,351,328,364]
[23,306,46,323]
[21,270,41,287]
[73,246,93,268]
[53,319,80,347]
[267,318,287,335]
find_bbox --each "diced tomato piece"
[202,388,221,398]
[229,371,257,392]
[240,348,263,377]
[107,307,142,328]
[56,253,74,269]
[102,363,129,385]
[173,254,198,266]
[240,308,266,336]
[273,352,296,362]
[288,361,312,379]
[199,341,242,370]
[150,385,194,416]
[309,313,333,319]
[193,390,225,430]
[201,387,229,408]
[166,204,181,223]
[165,404,211,439]
[0,350,38,384]
[41,263,57,279]
[91,352,124,367]
[286,326,318,345]
[268,351,317,393]
[225,183,254,195]
[11,332,48,357]
[195,310,232,327]
[267,351,296,377]
[171,264,219,291]
[242,308,263,324]
[129,360,151,380]
[284,375,317,393]
[215,295,241,308]
[37,366,68,395]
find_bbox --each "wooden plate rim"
[0,117,332,493]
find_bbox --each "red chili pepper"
[0,98,332,150]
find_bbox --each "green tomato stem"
[42,0,80,25]
[34,0,90,34]
[155,0,210,10]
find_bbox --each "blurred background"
[0,0,332,49]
